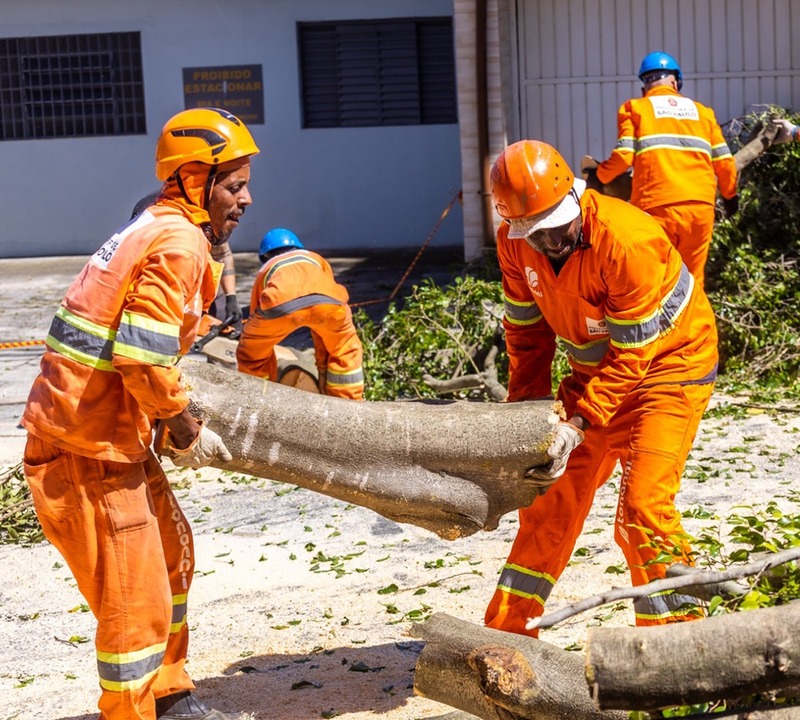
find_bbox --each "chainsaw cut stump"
[410,613,626,720]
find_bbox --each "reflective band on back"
[606,264,693,349]
[114,310,180,366]
[96,642,166,690]
[504,297,542,325]
[263,254,322,285]
[256,294,343,319]
[46,307,116,371]
[635,134,711,155]
[496,563,556,603]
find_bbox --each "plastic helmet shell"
[490,140,575,221]
[155,107,260,181]
[638,51,683,90]
[259,228,304,257]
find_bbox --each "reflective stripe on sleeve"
[614,136,635,151]
[710,142,734,160]
[256,294,343,320]
[96,641,167,691]
[504,296,543,326]
[113,310,180,366]
[496,563,556,605]
[606,264,694,349]
[46,306,116,371]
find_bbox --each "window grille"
[0,31,145,141]
[298,18,457,128]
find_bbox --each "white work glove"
[771,118,798,144]
[168,423,232,469]
[526,421,585,488]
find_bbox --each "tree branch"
[422,345,507,401]
[528,546,800,630]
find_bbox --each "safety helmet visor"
[507,179,585,239]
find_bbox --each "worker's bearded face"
[208,159,253,244]
[524,216,582,260]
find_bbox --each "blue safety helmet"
[638,51,683,91]
[259,228,304,262]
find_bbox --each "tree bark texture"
[410,613,627,720]
[586,601,800,710]
[179,360,555,539]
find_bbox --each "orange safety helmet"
[491,140,574,221]
[155,108,260,181]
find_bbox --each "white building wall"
[0,0,463,258]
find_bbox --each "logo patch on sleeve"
[586,317,609,336]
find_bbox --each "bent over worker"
[236,228,364,399]
[485,139,719,637]
[22,108,258,720]
[594,51,738,290]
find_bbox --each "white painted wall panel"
[0,0,462,258]
[515,0,800,172]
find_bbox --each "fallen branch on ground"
[528,546,800,630]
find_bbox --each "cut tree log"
[410,612,627,720]
[178,360,556,539]
[585,600,800,711]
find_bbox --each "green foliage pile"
[708,108,800,397]
[354,275,509,401]
[0,464,44,545]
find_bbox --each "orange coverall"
[485,190,719,636]
[236,249,364,400]
[596,84,738,289]
[22,190,221,719]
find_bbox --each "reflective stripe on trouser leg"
[612,382,714,626]
[22,437,181,719]
[484,432,618,637]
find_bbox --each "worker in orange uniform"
[21,108,258,720]
[485,139,719,637]
[593,51,738,290]
[132,191,244,335]
[236,228,364,400]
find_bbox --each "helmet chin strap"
[174,165,225,245]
